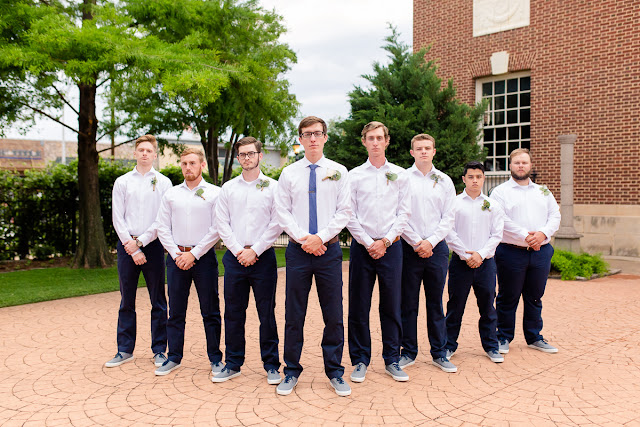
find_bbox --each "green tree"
[117,0,299,185]
[325,28,486,189]
[0,0,232,267]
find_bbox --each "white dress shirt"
[490,177,561,247]
[112,166,173,248]
[275,156,352,244]
[446,190,504,260]
[347,159,411,247]
[401,164,456,248]
[215,171,282,256]
[155,179,220,260]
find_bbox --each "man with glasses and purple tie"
[274,116,352,397]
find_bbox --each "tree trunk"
[223,132,239,183]
[204,127,219,185]
[72,81,112,268]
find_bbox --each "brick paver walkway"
[1,264,640,426]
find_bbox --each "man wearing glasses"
[346,121,411,383]
[275,116,352,397]
[212,137,283,385]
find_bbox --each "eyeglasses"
[300,131,326,139]
[237,151,258,160]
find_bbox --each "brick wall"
[414,0,640,204]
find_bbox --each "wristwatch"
[382,238,391,248]
[135,238,143,248]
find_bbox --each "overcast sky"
[5,0,413,141]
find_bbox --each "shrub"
[551,249,609,280]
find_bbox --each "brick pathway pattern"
[1,264,639,426]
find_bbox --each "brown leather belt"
[374,237,400,244]
[244,245,252,249]
[131,235,139,240]
[177,245,194,252]
[289,236,339,245]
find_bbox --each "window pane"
[484,128,494,142]
[494,111,505,125]
[520,76,530,91]
[495,127,506,141]
[507,78,518,93]
[508,126,519,140]
[484,159,494,172]
[507,94,518,109]
[520,108,530,123]
[509,140,520,153]
[521,125,530,139]
[520,92,530,107]
[483,82,492,96]
[496,157,507,171]
[495,96,505,110]
[521,140,530,149]
[495,80,505,94]
[485,142,494,156]
[495,142,506,156]
[507,110,518,124]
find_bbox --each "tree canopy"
[115,0,299,184]
[324,28,486,190]
[0,0,239,267]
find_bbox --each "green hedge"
[0,160,288,260]
[550,249,609,281]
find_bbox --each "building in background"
[414,0,639,257]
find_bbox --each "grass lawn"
[0,247,351,308]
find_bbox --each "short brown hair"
[234,136,262,155]
[135,134,157,150]
[410,133,435,150]
[181,147,205,163]
[361,121,389,139]
[298,116,327,136]
[509,148,531,163]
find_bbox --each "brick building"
[414,0,640,257]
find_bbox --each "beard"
[241,159,259,171]
[511,169,531,181]
[184,168,202,182]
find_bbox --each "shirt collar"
[364,158,389,170]
[132,166,157,177]
[180,177,208,191]
[461,189,487,201]
[301,155,328,168]
[239,171,266,185]
[409,163,440,177]
[506,176,535,189]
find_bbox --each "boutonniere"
[481,200,491,211]
[256,179,270,191]
[322,169,341,181]
[151,176,157,191]
[195,188,206,200]
[539,185,551,196]
[385,172,398,186]
[430,173,441,188]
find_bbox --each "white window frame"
[475,71,531,176]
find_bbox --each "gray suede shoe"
[432,357,457,373]
[211,366,241,383]
[329,377,351,396]
[105,352,134,368]
[267,369,282,385]
[385,362,409,382]
[528,339,558,353]
[154,360,181,376]
[398,355,415,367]
[276,375,298,396]
[350,363,367,383]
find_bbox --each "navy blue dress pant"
[283,241,344,379]
[348,239,402,366]
[222,248,280,372]
[495,243,554,344]
[400,239,449,360]
[166,249,222,364]
[445,256,499,353]
[116,239,167,355]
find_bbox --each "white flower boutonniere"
[195,188,206,200]
[385,172,398,186]
[151,177,157,191]
[430,173,441,188]
[322,169,341,181]
[256,179,270,191]
[481,200,491,211]
[539,185,551,196]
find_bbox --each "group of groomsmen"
[105,116,561,397]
